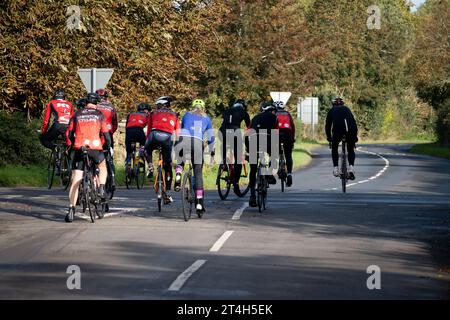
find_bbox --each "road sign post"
[77,68,114,93]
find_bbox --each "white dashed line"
[0,195,23,199]
[209,230,234,252]
[232,203,248,220]
[168,259,207,291]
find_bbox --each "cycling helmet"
[53,89,66,100]
[95,89,109,99]
[138,103,150,112]
[192,98,205,110]
[260,101,276,112]
[233,99,247,109]
[86,92,100,105]
[274,101,285,110]
[155,96,172,109]
[76,97,87,109]
[332,96,344,106]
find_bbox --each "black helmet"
[233,99,247,109]
[332,96,344,106]
[138,103,150,112]
[274,101,285,110]
[76,97,87,109]
[86,92,100,105]
[260,101,276,112]
[53,89,66,100]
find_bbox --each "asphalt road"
[0,144,449,299]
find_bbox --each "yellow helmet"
[192,98,205,109]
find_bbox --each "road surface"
[0,144,449,299]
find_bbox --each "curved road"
[0,144,449,299]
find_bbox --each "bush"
[0,111,49,166]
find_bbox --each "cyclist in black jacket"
[219,99,251,195]
[325,97,358,180]
[246,102,278,207]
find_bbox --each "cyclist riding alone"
[95,89,118,149]
[246,101,278,208]
[40,89,74,150]
[65,93,112,223]
[325,97,358,180]
[125,103,150,167]
[174,99,215,214]
[219,99,251,196]
[274,101,296,187]
[145,96,180,205]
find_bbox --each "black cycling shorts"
[72,149,105,171]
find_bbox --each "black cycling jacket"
[325,105,358,140]
[250,111,278,133]
[220,106,251,130]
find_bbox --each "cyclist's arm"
[66,117,74,147]
[112,108,118,133]
[146,112,153,139]
[289,113,296,139]
[205,117,215,146]
[244,111,251,129]
[41,102,52,134]
[325,110,332,141]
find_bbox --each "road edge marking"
[209,230,234,252]
[168,259,207,291]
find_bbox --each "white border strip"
[232,203,248,220]
[168,259,207,291]
[209,230,234,252]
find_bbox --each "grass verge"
[410,143,450,160]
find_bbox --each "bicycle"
[330,135,349,193]
[256,151,269,213]
[153,146,167,212]
[181,159,202,221]
[47,138,71,190]
[125,142,146,190]
[278,143,287,193]
[104,149,116,200]
[216,151,250,200]
[78,147,106,223]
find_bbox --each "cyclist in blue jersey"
[174,99,215,213]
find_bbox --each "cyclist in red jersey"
[95,89,118,149]
[274,101,296,187]
[125,103,150,166]
[65,93,112,223]
[40,89,74,149]
[145,96,180,204]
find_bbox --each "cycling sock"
[176,165,183,174]
[196,189,204,199]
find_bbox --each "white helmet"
[274,101,285,109]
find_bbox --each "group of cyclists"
[40,88,358,223]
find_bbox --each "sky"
[411,0,426,12]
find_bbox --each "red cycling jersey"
[126,111,149,129]
[96,101,118,134]
[276,110,296,136]
[42,99,74,134]
[147,108,180,137]
[66,105,109,151]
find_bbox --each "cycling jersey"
[250,111,278,133]
[66,106,109,151]
[180,111,214,145]
[147,108,180,136]
[126,111,149,129]
[325,105,358,141]
[220,106,251,130]
[96,101,118,134]
[42,99,74,134]
[276,110,296,137]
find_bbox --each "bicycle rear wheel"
[137,161,146,189]
[157,167,163,212]
[181,170,194,221]
[47,150,56,189]
[237,162,250,197]
[257,170,263,213]
[60,151,71,190]
[217,165,231,200]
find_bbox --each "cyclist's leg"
[331,136,341,176]
[69,150,84,207]
[41,124,63,149]
[233,133,244,185]
[347,140,356,166]
[90,150,107,199]
[162,136,174,191]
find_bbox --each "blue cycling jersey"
[180,111,215,145]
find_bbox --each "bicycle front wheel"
[157,167,163,212]
[237,162,250,197]
[181,171,194,221]
[217,165,231,200]
[137,161,146,190]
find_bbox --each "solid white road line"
[232,203,248,220]
[168,259,207,291]
[209,230,234,252]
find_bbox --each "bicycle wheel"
[262,178,268,210]
[157,167,163,212]
[217,165,231,200]
[137,161,146,190]
[341,156,347,194]
[125,163,132,190]
[181,170,194,221]
[257,170,263,213]
[237,162,250,197]
[47,149,56,189]
[87,174,99,223]
[60,151,71,189]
